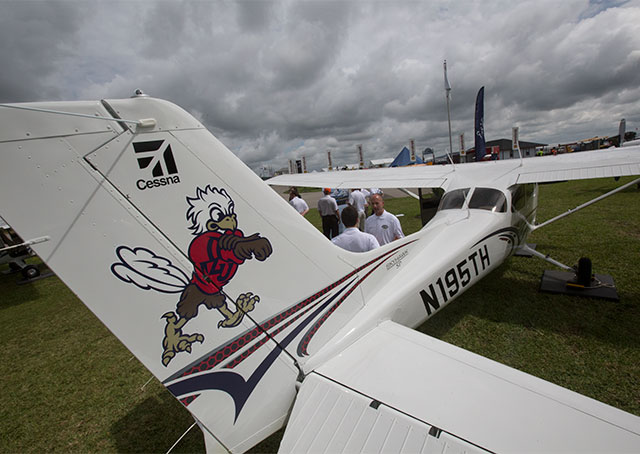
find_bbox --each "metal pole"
[444,60,454,164]
[446,93,453,160]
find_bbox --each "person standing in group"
[289,187,309,216]
[317,188,339,239]
[348,188,368,231]
[365,193,404,245]
[332,205,379,253]
[367,188,381,215]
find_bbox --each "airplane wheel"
[22,265,40,280]
[576,257,592,287]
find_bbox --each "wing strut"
[517,244,573,271]
[532,177,640,231]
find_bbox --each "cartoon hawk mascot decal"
[111,185,273,366]
[180,186,272,327]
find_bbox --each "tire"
[576,257,592,287]
[22,265,40,279]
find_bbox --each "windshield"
[468,188,507,213]
[437,188,470,211]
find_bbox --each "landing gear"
[21,264,40,280]
[2,259,50,284]
[537,255,619,301]
[573,257,592,288]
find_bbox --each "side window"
[510,185,526,212]
[438,188,470,211]
[525,183,535,201]
[510,184,535,213]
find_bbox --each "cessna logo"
[133,140,181,190]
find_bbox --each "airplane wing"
[267,165,451,190]
[513,146,640,184]
[280,320,640,453]
[267,146,640,190]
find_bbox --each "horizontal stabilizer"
[281,373,488,453]
[282,320,640,453]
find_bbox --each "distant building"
[369,158,394,168]
[464,138,546,162]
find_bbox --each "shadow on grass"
[419,259,640,349]
[111,393,205,453]
[0,268,43,309]
[111,391,285,453]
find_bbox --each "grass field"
[1,177,638,453]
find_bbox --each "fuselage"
[304,183,539,372]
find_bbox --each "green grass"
[1,177,638,453]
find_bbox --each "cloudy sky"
[1,0,639,173]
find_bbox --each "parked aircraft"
[0,217,45,280]
[0,95,639,453]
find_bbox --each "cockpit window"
[468,188,507,213]
[438,188,470,211]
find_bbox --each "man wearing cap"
[317,188,340,239]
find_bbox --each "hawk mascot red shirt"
[188,230,245,294]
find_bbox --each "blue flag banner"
[475,86,486,161]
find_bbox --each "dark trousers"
[321,215,339,239]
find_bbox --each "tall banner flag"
[409,139,416,163]
[619,118,626,146]
[327,150,333,170]
[474,86,486,161]
[460,133,466,157]
[288,159,294,174]
[302,156,307,173]
[357,144,364,169]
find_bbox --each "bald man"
[365,193,404,245]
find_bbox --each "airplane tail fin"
[0,96,398,452]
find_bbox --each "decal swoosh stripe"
[297,244,414,356]
[222,292,332,369]
[471,227,520,248]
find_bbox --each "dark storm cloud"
[0,1,84,102]
[1,0,639,171]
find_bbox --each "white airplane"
[0,95,639,453]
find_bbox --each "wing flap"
[289,320,640,453]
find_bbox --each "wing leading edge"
[267,146,640,190]
[281,320,640,453]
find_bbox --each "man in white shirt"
[332,206,379,253]
[365,194,404,245]
[289,187,309,216]
[317,188,339,239]
[348,189,368,231]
